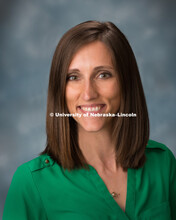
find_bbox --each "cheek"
[99,80,120,99]
[65,85,80,109]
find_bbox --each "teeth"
[81,106,102,112]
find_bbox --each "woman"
[3,21,176,220]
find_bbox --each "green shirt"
[3,140,176,220]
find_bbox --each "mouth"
[77,104,106,113]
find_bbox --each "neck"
[78,126,118,173]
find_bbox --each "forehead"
[68,41,114,69]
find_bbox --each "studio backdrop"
[0,0,176,217]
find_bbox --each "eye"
[98,72,112,79]
[66,75,78,81]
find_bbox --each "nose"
[81,79,98,101]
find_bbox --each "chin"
[77,118,109,132]
[81,126,103,132]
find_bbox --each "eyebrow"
[68,65,114,73]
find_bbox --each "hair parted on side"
[41,20,149,171]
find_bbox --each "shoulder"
[146,139,175,159]
[23,154,55,172]
[142,140,176,185]
[146,139,169,151]
[13,154,55,184]
[3,155,50,219]
[8,154,56,199]
[145,139,176,170]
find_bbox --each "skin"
[65,41,121,171]
[66,41,120,133]
[65,41,121,170]
[65,41,127,211]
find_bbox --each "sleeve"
[3,164,47,220]
[167,148,176,220]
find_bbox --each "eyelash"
[66,75,78,81]
[98,72,112,79]
[66,72,112,81]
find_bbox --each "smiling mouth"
[78,104,106,113]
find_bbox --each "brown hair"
[41,20,149,171]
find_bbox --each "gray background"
[1,0,176,217]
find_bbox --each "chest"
[34,162,172,219]
[97,170,128,212]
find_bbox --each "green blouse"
[3,140,176,220]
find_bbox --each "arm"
[3,164,47,220]
[168,148,176,220]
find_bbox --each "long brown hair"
[41,20,149,171]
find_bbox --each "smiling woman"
[66,41,121,133]
[3,21,176,220]
[43,21,150,172]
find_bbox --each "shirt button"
[45,159,49,164]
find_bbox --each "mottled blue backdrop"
[1,0,176,216]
